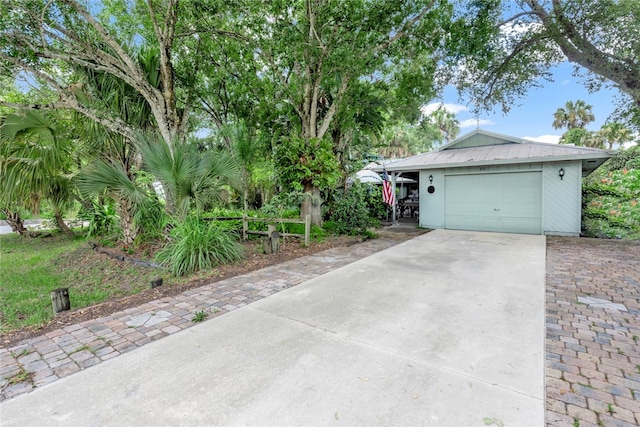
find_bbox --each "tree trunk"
[118,200,138,248]
[53,209,75,238]
[301,182,323,227]
[2,209,29,236]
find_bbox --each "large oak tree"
[458,0,640,128]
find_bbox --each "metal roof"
[377,129,614,176]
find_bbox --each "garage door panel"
[444,172,542,234]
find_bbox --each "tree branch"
[317,74,349,139]
[373,0,436,54]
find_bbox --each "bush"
[78,202,119,238]
[134,199,167,245]
[582,147,640,239]
[156,216,245,276]
[327,181,378,236]
[259,191,303,218]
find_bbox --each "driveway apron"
[1,230,546,426]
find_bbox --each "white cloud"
[421,102,467,116]
[561,79,571,86]
[459,118,494,129]
[523,134,561,144]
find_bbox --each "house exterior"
[380,129,613,236]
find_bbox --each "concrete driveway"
[1,230,546,426]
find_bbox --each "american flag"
[382,168,395,206]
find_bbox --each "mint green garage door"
[444,172,542,234]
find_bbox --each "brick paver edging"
[545,237,640,427]
[1,237,402,401]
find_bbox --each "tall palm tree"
[0,110,77,237]
[598,123,633,149]
[552,100,595,130]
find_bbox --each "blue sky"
[424,62,620,144]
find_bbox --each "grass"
[0,231,162,334]
[6,368,33,385]
[191,310,208,323]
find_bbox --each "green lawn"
[0,232,159,334]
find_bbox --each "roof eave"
[382,153,613,173]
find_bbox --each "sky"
[423,62,621,145]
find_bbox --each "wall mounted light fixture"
[429,174,433,184]
[559,168,565,180]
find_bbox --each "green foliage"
[192,310,208,323]
[259,191,303,217]
[78,202,119,238]
[133,196,167,245]
[273,137,340,192]
[326,182,379,236]
[0,110,77,223]
[560,128,590,147]
[137,133,242,220]
[553,100,595,130]
[582,147,640,239]
[156,216,245,276]
[310,225,327,243]
[363,185,387,222]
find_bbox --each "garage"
[444,171,542,234]
[374,129,613,236]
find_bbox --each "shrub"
[582,147,640,239]
[327,181,378,236]
[134,199,167,245]
[156,216,245,276]
[259,191,303,217]
[78,202,119,238]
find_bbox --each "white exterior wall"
[419,170,445,229]
[543,161,582,236]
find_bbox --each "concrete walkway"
[0,230,546,426]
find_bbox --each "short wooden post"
[51,288,70,314]
[271,231,280,254]
[304,214,310,247]
[263,224,280,254]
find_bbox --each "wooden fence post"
[242,215,248,241]
[51,288,70,314]
[263,224,280,254]
[304,215,310,247]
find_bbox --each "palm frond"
[77,158,148,206]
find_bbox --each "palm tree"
[70,48,163,245]
[552,100,595,130]
[425,105,460,145]
[598,123,633,149]
[136,133,242,221]
[0,110,77,237]
[378,125,413,159]
[76,156,151,246]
